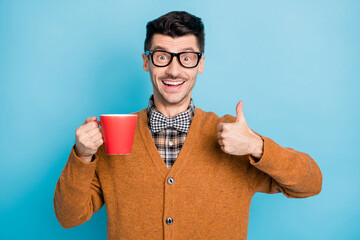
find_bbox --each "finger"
[221,145,227,153]
[236,101,247,124]
[76,122,98,138]
[83,131,102,146]
[81,121,100,132]
[94,137,104,147]
[218,138,224,146]
[86,127,101,138]
[90,132,103,144]
[217,123,225,131]
[83,116,97,125]
[217,131,223,139]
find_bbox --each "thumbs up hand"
[217,101,264,159]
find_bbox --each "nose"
[165,56,182,75]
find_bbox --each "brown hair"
[144,11,205,52]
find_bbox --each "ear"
[142,53,149,72]
[198,55,205,74]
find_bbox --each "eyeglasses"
[145,50,203,68]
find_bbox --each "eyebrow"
[152,46,197,52]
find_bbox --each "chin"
[162,94,187,105]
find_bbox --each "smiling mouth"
[162,80,185,86]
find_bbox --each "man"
[54,11,322,240]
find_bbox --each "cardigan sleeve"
[53,145,104,228]
[247,136,322,198]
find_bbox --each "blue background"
[1,0,359,239]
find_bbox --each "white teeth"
[163,81,185,86]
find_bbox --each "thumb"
[83,116,97,125]
[236,101,246,123]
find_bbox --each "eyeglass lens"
[152,51,199,67]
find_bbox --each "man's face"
[142,34,204,106]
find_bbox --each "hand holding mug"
[75,117,104,163]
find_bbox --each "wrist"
[74,146,94,163]
[79,155,93,163]
[250,134,264,159]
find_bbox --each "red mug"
[95,114,137,155]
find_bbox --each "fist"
[75,117,103,162]
[217,101,263,158]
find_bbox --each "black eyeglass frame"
[145,50,203,68]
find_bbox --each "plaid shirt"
[147,95,195,169]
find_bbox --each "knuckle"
[87,144,96,150]
[94,142,101,149]
[86,117,94,123]
[223,124,230,131]
[75,128,82,136]
[79,136,87,143]
[81,140,89,146]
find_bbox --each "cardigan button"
[167,177,174,185]
[166,217,173,225]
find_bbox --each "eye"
[158,55,167,61]
[182,56,191,61]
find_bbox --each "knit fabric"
[54,107,322,240]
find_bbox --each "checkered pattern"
[147,95,195,169]
[150,110,191,133]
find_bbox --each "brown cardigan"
[54,107,322,240]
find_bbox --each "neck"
[153,95,191,118]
